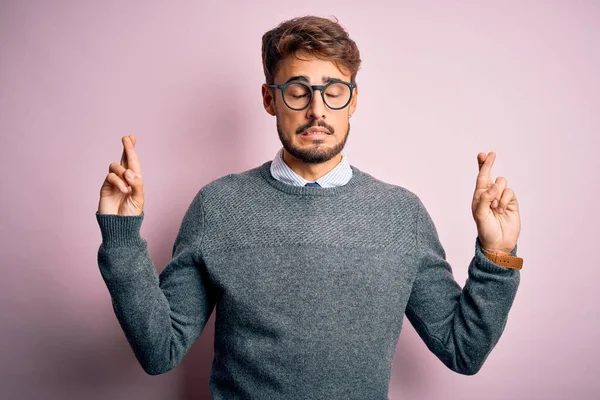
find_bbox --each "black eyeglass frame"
[268,79,357,111]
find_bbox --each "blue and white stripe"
[270,147,353,187]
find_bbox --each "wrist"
[482,247,511,256]
[477,237,523,270]
[478,238,513,255]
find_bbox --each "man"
[96,15,522,399]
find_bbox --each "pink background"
[1,1,598,399]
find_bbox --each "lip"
[300,128,332,136]
[300,132,331,139]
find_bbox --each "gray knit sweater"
[95,160,520,399]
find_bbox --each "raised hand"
[471,152,521,255]
[97,135,145,216]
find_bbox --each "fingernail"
[126,170,134,179]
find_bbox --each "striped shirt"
[269,147,353,187]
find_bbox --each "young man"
[96,15,523,399]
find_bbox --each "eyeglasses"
[268,79,357,111]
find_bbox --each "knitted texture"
[95,160,520,399]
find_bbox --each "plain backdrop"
[1,1,598,399]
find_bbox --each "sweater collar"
[260,159,368,197]
[270,147,353,188]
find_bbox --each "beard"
[276,118,350,164]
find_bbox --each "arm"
[95,190,216,375]
[404,198,520,375]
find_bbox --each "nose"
[306,88,327,120]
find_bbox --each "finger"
[475,151,495,191]
[477,153,493,197]
[120,136,128,169]
[123,135,142,174]
[477,152,486,169]
[123,167,144,202]
[492,176,507,206]
[476,152,494,188]
[109,161,127,178]
[498,187,515,213]
[120,135,137,168]
[474,182,498,220]
[106,172,129,194]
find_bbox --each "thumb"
[124,169,144,201]
[475,184,497,219]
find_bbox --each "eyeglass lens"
[283,83,351,110]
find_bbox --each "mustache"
[296,120,335,134]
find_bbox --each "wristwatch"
[481,248,523,270]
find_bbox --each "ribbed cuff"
[474,236,518,273]
[95,211,145,248]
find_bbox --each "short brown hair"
[261,15,362,85]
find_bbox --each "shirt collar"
[270,147,353,188]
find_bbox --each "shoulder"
[197,163,264,202]
[353,166,422,209]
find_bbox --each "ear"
[262,84,276,116]
[348,85,358,116]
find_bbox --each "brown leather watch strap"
[482,248,523,270]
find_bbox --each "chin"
[277,120,350,163]
[286,142,343,164]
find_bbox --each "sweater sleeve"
[404,197,520,375]
[95,190,216,375]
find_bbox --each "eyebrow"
[284,75,340,84]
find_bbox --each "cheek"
[333,115,349,131]
[277,111,302,130]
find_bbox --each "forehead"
[274,51,351,83]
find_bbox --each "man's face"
[261,52,358,164]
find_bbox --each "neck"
[281,149,343,182]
